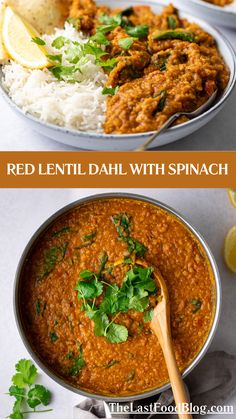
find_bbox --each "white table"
[0,25,235,151]
[0,188,236,418]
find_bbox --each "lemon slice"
[224,225,236,274]
[228,189,236,209]
[0,4,9,62]
[2,6,50,69]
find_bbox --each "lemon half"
[0,3,9,62]
[2,6,50,69]
[224,225,236,274]
[228,189,236,209]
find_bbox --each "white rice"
[2,23,108,132]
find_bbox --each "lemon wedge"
[0,3,9,62]
[228,189,236,209]
[2,6,50,69]
[224,225,236,274]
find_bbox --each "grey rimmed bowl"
[0,0,236,150]
[174,0,236,29]
[14,193,222,402]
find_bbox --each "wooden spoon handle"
[151,321,192,419]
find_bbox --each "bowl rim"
[14,192,222,402]
[179,0,236,16]
[1,0,236,143]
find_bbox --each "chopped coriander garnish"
[118,37,135,50]
[99,13,122,27]
[143,308,154,322]
[32,37,46,46]
[125,24,149,39]
[90,31,110,46]
[75,265,157,344]
[98,57,117,69]
[52,36,68,49]
[102,86,119,95]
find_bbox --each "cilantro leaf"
[102,86,119,95]
[93,312,110,336]
[8,386,25,401]
[52,36,68,49]
[143,308,154,322]
[32,37,46,46]
[12,360,37,388]
[90,31,110,46]
[125,25,149,39]
[79,270,95,280]
[47,54,62,64]
[99,13,122,27]
[129,296,149,312]
[100,285,120,314]
[76,281,99,300]
[10,411,23,419]
[118,37,135,50]
[27,385,51,408]
[106,323,128,343]
[7,359,53,419]
[98,57,117,69]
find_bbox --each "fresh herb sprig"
[111,213,147,257]
[6,359,52,419]
[75,263,157,344]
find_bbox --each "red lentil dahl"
[68,1,229,134]
[20,198,215,397]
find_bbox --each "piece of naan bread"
[6,0,69,33]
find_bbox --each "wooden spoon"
[136,260,192,419]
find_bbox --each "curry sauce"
[20,198,216,397]
[68,1,229,134]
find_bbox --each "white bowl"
[174,0,236,29]
[0,0,235,150]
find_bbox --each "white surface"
[0,22,236,151]
[0,188,236,418]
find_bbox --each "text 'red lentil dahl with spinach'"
[20,198,216,397]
